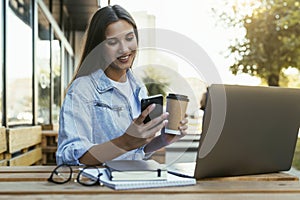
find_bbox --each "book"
[103,160,167,181]
[81,168,196,190]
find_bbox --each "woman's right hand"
[115,104,168,151]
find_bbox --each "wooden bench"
[41,130,58,165]
[0,127,7,166]
[5,126,42,166]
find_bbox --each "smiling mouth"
[117,54,130,63]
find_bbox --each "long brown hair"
[67,5,138,90]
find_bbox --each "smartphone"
[141,94,163,123]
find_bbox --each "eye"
[126,34,134,41]
[107,39,118,46]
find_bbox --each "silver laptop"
[168,84,300,179]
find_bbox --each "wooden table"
[0,166,300,199]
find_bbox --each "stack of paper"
[103,159,167,181]
[82,168,196,190]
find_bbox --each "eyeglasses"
[48,164,103,186]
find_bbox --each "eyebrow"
[106,31,134,40]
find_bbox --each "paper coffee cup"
[165,94,189,135]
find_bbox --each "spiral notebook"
[82,168,196,190]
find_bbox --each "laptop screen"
[194,84,300,179]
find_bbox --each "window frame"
[1,0,74,127]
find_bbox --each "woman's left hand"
[161,114,189,145]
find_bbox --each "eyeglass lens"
[49,165,101,186]
[50,165,72,184]
[77,166,101,186]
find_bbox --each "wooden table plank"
[0,166,79,173]
[201,172,299,181]
[0,181,300,194]
[0,194,300,200]
[0,166,300,200]
[0,173,50,182]
[0,166,298,181]
[0,172,297,182]
[0,166,81,182]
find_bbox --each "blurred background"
[0,0,299,168]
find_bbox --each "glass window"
[63,11,70,40]
[52,0,61,27]
[0,0,3,126]
[42,0,50,12]
[64,28,74,90]
[6,0,33,126]
[52,34,61,124]
[64,49,73,90]
[42,0,61,27]
[37,6,50,125]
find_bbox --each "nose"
[117,40,130,54]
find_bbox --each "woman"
[56,5,188,165]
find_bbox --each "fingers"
[179,116,188,135]
[140,114,168,139]
[180,118,188,125]
[179,124,188,131]
[179,125,188,137]
[142,112,168,138]
[135,104,156,125]
[126,112,168,139]
[147,119,168,135]
[143,112,169,130]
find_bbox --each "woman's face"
[104,19,138,71]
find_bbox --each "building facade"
[0,0,99,128]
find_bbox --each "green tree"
[216,0,300,86]
[142,67,169,98]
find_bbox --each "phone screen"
[141,95,163,123]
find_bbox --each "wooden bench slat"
[7,126,42,153]
[41,130,58,165]
[41,130,58,137]
[9,147,42,166]
[0,160,7,166]
[42,146,57,153]
[0,127,6,154]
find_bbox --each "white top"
[110,77,140,119]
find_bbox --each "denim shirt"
[56,69,148,165]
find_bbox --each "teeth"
[119,55,129,60]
